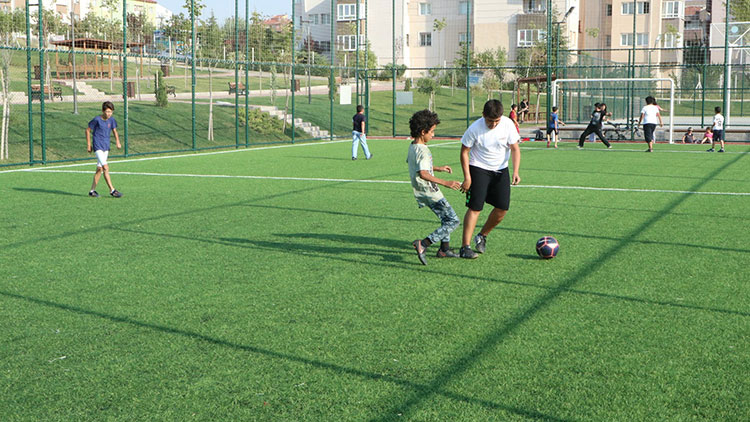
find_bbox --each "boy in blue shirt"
[86,101,122,197]
[546,106,565,148]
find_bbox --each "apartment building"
[578,0,718,69]
[0,0,172,27]
[294,0,580,70]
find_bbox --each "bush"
[154,69,168,108]
[404,78,411,92]
[238,107,284,134]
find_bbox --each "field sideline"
[1,139,748,421]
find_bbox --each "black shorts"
[712,129,724,141]
[643,123,657,142]
[465,166,511,212]
[546,127,558,135]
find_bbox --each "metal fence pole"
[330,0,335,140]
[191,0,196,150]
[723,0,731,127]
[545,0,552,135]
[25,1,33,165]
[235,0,240,148]
[122,0,129,156]
[465,1,470,128]
[391,0,395,138]
[38,0,45,163]
[291,0,296,144]
[245,0,249,147]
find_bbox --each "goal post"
[552,78,675,144]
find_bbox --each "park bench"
[30,85,63,101]
[228,82,246,95]
[166,85,176,97]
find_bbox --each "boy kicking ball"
[408,110,463,265]
[87,101,123,198]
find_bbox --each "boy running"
[707,107,725,153]
[87,101,122,198]
[577,103,611,149]
[408,110,462,265]
[459,100,521,259]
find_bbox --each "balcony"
[524,0,546,14]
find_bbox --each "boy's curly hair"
[409,109,440,139]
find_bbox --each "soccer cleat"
[412,240,427,265]
[88,190,99,197]
[459,246,478,259]
[706,148,715,152]
[436,248,459,258]
[110,190,123,198]
[718,149,725,153]
[473,234,487,254]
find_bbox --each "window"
[419,32,432,46]
[321,13,330,25]
[419,3,431,16]
[337,3,364,21]
[459,32,471,45]
[620,32,649,46]
[337,34,365,51]
[606,4,612,16]
[459,1,469,15]
[622,1,649,15]
[662,33,679,47]
[606,35,612,47]
[517,29,546,47]
[685,18,702,30]
[319,41,330,52]
[662,1,682,18]
[311,14,319,25]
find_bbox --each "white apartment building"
[294,0,580,70]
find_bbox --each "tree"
[433,18,446,68]
[155,69,168,107]
[731,0,750,21]
[417,75,439,111]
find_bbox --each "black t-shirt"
[353,113,365,132]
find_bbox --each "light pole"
[70,8,78,114]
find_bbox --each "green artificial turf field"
[1,139,748,421]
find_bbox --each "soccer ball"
[536,236,559,259]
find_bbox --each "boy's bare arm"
[434,165,453,174]
[113,128,121,148]
[86,128,92,152]
[418,170,461,190]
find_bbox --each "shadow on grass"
[506,253,539,261]
[13,187,80,197]
[0,289,573,422]
[369,147,749,421]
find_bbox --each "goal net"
[552,78,675,143]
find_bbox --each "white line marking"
[29,170,750,196]
[0,139,351,174]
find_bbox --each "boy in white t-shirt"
[707,106,725,153]
[458,100,521,259]
[408,110,463,265]
[638,96,663,152]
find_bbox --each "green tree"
[155,69,168,107]
[731,0,750,21]
[417,75,439,111]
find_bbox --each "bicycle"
[604,119,643,142]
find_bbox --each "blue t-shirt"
[548,112,558,129]
[88,115,117,152]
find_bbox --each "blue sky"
[157,0,291,22]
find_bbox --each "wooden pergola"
[50,38,145,79]
[516,75,557,123]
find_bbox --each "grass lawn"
[0,140,747,421]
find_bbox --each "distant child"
[638,95,663,152]
[547,106,565,148]
[578,103,611,149]
[407,109,462,265]
[699,127,713,144]
[509,104,520,134]
[707,106,725,152]
[352,104,372,160]
[87,101,122,198]
[681,127,695,144]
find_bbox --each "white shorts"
[95,150,109,167]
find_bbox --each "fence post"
[191,0,196,151]
[122,0,129,156]
[723,0,731,127]
[245,0,250,147]
[38,0,45,163]
[25,1,33,165]
[235,0,240,148]
[391,0,395,138]
[291,0,296,144]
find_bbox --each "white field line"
[29,169,750,196]
[430,142,750,154]
[0,139,353,174]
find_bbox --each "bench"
[30,85,63,101]
[166,85,176,97]
[228,82,246,95]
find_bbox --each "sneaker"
[607,145,612,149]
[352,157,357,160]
[110,190,123,198]
[366,154,373,160]
[88,190,99,197]
[473,234,487,254]
[436,248,459,258]
[577,146,583,150]
[412,240,427,265]
[706,148,715,152]
[645,149,652,152]
[459,246,478,259]
[718,148,725,153]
